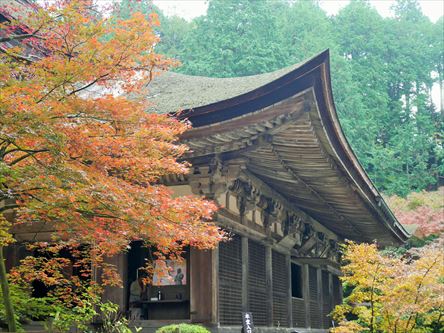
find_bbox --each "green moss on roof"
[145,61,304,114]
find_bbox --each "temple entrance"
[127,241,190,320]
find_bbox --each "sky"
[152,0,444,22]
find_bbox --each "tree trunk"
[0,245,17,332]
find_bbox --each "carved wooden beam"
[188,157,247,198]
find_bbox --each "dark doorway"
[127,241,190,320]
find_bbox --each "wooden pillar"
[241,236,249,312]
[339,275,344,304]
[190,248,219,325]
[265,245,273,326]
[336,276,344,304]
[328,271,333,328]
[212,247,219,325]
[302,263,310,328]
[286,255,293,328]
[102,253,127,311]
[317,267,323,329]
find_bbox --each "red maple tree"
[385,187,443,238]
[0,1,223,330]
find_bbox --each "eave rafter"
[182,93,307,157]
[268,142,362,238]
[177,51,409,245]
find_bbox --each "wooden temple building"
[1,1,409,328]
[100,51,408,332]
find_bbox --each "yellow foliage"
[0,217,14,247]
[331,320,366,333]
[331,241,444,333]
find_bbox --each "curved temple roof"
[147,50,409,245]
[146,61,305,115]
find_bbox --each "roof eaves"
[174,50,409,245]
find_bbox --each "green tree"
[379,0,441,194]
[170,0,288,77]
[331,0,442,195]
[277,0,333,64]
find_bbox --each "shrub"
[156,323,211,333]
[0,283,53,329]
[97,302,141,333]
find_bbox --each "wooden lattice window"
[248,240,268,326]
[272,251,289,327]
[309,266,322,328]
[219,236,242,325]
[292,297,306,327]
[322,270,332,328]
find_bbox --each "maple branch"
[0,49,33,64]
[36,80,70,104]
[50,113,114,123]
[404,255,441,333]
[0,142,11,159]
[0,188,43,201]
[369,262,381,333]
[8,149,50,166]
[0,23,46,66]
[60,73,110,100]
[50,40,134,103]
[4,147,47,155]
[5,141,49,169]
[0,33,45,43]
[385,311,393,333]
[67,114,113,122]
[0,21,46,44]
[1,139,51,168]
[75,210,122,220]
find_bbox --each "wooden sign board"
[242,312,254,333]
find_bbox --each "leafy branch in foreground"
[0,1,224,330]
